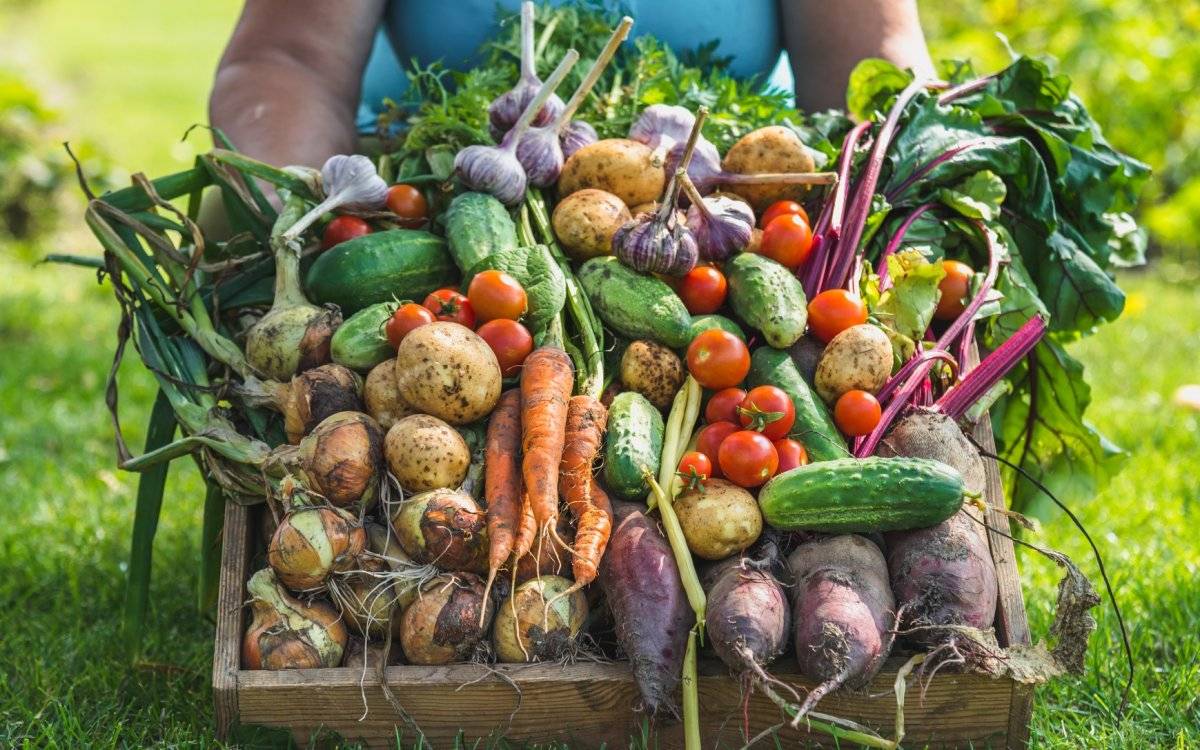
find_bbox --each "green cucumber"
[748,347,849,462]
[305,229,457,315]
[603,391,664,500]
[726,253,808,347]
[688,314,745,343]
[757,456,966,533]
[578,256,691,348]
[444,192,518,276]
[331,302,395,372]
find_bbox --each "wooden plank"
[212,501,251,741]
[235,658,1012,749]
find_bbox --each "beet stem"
[938,315,1047,420]
[876,202,939,291]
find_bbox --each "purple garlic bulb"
[629,104,696,149]
[516,126,564,188]
[613,214,699,277]
[686,194,755,261]
[454,141,527,207]
[560,120,598,160]
[488,2,565,140]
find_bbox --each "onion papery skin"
[390,488,488,573]
[242,568,347,669]
[560,120,598,160]
[399,573,493,665]
[281,364,364,444]
[492,575,588,663]
[245,304,342,382]
[337,556,401,638]
[267,505,366,591]
[298,411,384,509]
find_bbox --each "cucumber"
[758,456,966,533]
[748,347,849,462]
[688,314,745,343]
[444,192,518,276]
[578,256,691,348]
[305,229,457,315]
[726,253,808,348]
[603,391,664,500]
[331,302,395,372]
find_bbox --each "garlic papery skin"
[560,119,598,160]
[681,175,755,261]
[282,154,387,243]
[488,1,565,140]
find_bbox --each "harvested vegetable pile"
[71,2,1144,747]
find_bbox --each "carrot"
[520,347,575,539]
[512,491,537,562]
[481,389,522,613]
[558,395,612,587]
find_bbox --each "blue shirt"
[357,0,796,131]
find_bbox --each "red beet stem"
[938,315,1047,420]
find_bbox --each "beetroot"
[599,502,691,714]
[787,534,895,717]
[878,409,998,646]
[703,536,790,676]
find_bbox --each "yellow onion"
[399,573,493,665]
[242,568,347,669]
[390,489,487,574]
[297,411,384,508]
[365,522,424,612]
[493,575,588,663]
[267,504,366,591]
[242,364,363,444]
[334,555,399,638]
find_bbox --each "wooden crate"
[213,418,1033,748]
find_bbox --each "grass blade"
[122,389,178,658]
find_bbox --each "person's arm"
[209,0,386,168]
[781,0,935,112]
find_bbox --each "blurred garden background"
[0,0,1196,747]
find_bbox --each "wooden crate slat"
[212,501,251,740]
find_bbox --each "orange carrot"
[482,388,522,609]
[520,347,574,537]
[512,490,537,562]
[558,395,612,589]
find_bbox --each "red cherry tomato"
[717,430,779,488]
[686,329,750,390]
[468,270,528,322]
[476,318,534,377]
[834,390,882,437]
[807,289,869,343]
[385,303,435,349]
[423,288,476,328]
[737,385,796,441]
[935,259,974,321]
[759,213,814,269]
[386,184,428,228]
[760,200,810,229]
[774,438,809,473]
[705,387,748,425]
[696,421,739,478]
[321,215,370,249]
[676,451,712,491]
[677,265,728,315]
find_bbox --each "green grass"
[1,1,1198,747]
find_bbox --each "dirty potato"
[384,414,471,492]
[619,340,685,411]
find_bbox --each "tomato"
[321,215,370,249]
[807,289,868,342]
[676,451,712,491]
[737,385,796,440]
[385,303,435,349]
[695,421,739,478]
[423,288,475,328]
[774,438,809,473]
[386,184,428,228]
[834,389,882,437]
[717,430,779,488]
[677,265,728,315]
[760,200,810,230]
[705,387,747,425]
[686,329,750,390]
[468,270,528,322]
[759,213,813,269]
[476,319,534,377]
[935,259,974,321]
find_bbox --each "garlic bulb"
[560,119,598,160]
[681,175,755,261]
[282,154,388,243]
[488,2,565,140]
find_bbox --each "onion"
[294,411,384,509]
[399,573,494,665]
[390,488,488,574]
[492,575,588,663]
[334,555,399,638]
[267,504,366,591]
[241,364,363,444]
[242,568,347,669]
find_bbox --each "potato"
[721,126,817,212]
[364,358,413,430]
[385,414,470,492]
[629,201,658,217]
[619,340,684,411]
[552,188,631,261]
[675,479,762,560]
[559,138,666,207]
[814,323,894,404]
[394,322,501,424]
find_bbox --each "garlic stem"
[679,174,710,216]
[655,106,708,223]
[554,16,633,129]
[519,1,535,80]
[502,49,580,150]
[723,171,839,186]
